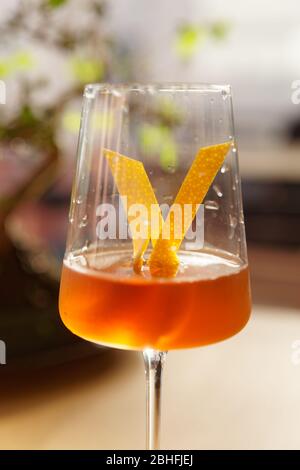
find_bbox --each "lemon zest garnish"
[148,142,231,277]
[104,149,163,272]
[104,142,231,277]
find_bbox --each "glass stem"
[143,349,167,450]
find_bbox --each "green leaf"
[0,60,11,78]
[19,105,39,127]
[158,97,181,123]
[0,51,34,78]
[93,112,114,131]
[48,0,68,7]
[139,124,178,172]
[210,21,231,40]
[139,124,164,154]
[160,137,177,172]
[62,110,114,133]
[175,25,206,60]
[62,111,81,133]
[70,57,104,83]
[11,51,34,71]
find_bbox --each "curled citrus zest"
[149,142,231,277]
[104,142,231,278]
[104,149,163,272]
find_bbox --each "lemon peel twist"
[149,142,231,277]
[104,142,231,277]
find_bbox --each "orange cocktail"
[59,249,251,351]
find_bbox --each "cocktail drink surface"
[59,249,250,351]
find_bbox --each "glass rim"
[84,82,231,97]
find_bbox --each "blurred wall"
[108,0,300,140]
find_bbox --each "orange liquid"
[59,250,251,351]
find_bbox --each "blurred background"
[0,0,300,450]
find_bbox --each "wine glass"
[59,83,251,450]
